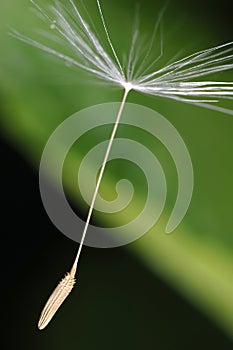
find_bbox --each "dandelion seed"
[11,0,233,329]
[38,269,76,330]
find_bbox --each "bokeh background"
[1,0,233,349]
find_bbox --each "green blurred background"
[1,0,233,349]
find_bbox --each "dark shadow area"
[1,135,232,349]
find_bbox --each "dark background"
[1,136,232,349]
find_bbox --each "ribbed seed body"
[38,272,76,330]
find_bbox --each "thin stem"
[71,87,130,273]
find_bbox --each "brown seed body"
[38,272,76,330]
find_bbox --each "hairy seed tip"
[38,272,76,330]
